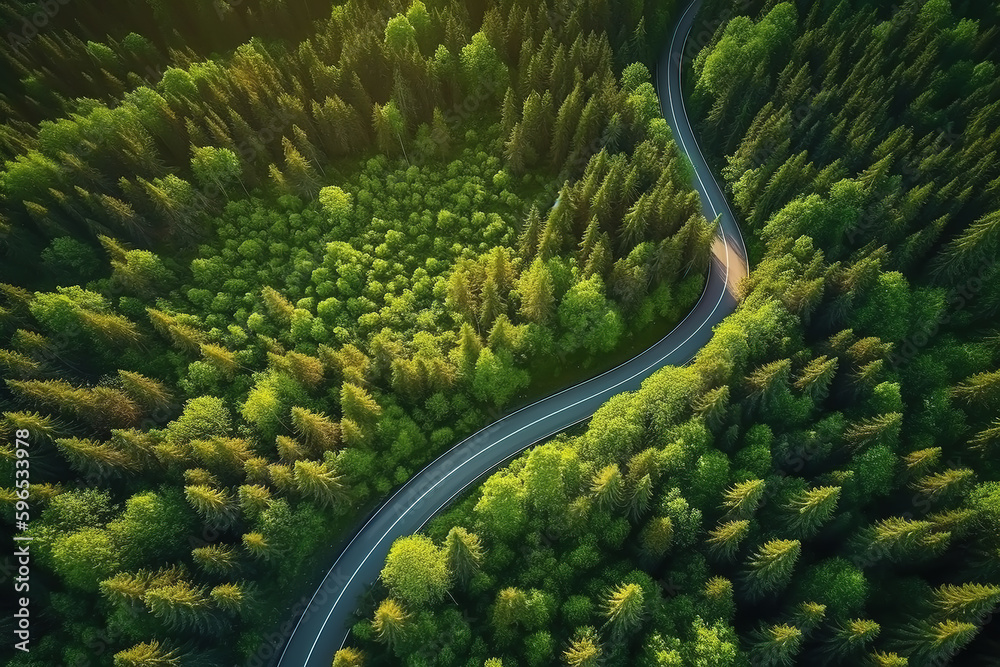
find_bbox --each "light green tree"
[602,582,645,640]
[743,539,801,601]
[372,598,409,647]
[445,526,485,587]
[380,535,450,607]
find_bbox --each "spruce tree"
[706,520,750,561]
[750,623,803,667]
[563,626,602,666]
[743,539,801,601]
[372,598,410,648]
[602,582,645,640]
[445,526,485,588]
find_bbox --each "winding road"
[276,1,747,664]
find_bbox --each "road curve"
[276,2,748,664]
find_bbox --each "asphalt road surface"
[276,1,748,664]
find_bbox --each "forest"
[0,0,710,665]
[0,0,998,666]
[349,0,1000,666]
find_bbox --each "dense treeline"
[0,0,339,125]
[0,0,709,665]
[0,0,679,264]
[693,0,1000,316]
[353,285,1000,666]
[355,0,1000,665]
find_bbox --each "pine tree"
[261,286,295,324]
[372,598,410,648]
[501,87,519,136]
[493,587,528,629]
[844,412,902,451]
[970,419,1000,454]
[590,464,623,512]
[8,380,86,423]
[571,97,604,161]
[276,435,307,462]
[332,647,365,667]
[3,411,60,442]
[602,582,645,640]
[428,107,451,158]
[191,544,237,575]
[146,308,206,352]
[694,385,730,432]
[518,205,543,261]
[184,485,237,530]
[627,473,653,521]
[479,276,505,330]
[323,343,371,386]
[784,486,841,537]
[201,344,238,377]
[269,351,325,388]
[0,349,41,379]
[113,640,182,666]
[142,580,219,634]
[722,479,766,520]
[211,583,248,615]
[340,382,382,423]
[913,468,975,503]
[820,619,880,664]
[927,509,977,539]
[563,626,602,666]
[551,83,585,167]
[626,448,663,485]
[101,570,159,610]
[445,527,484,588]
[340,418,367,449]
[639,516,673,563]
[583,234,613,278]
[896,619,979,664]
[856,517,946,564]
[745,359,792,415]
[951,370,1000,411]
[77,309,143,347]
[55,437,135,478]
[372,101,406,156]
[743,539,801,601]
[904,447,942,476]
[518,258,555,323]
[706,519,750,561]
[793,355,839,402]
[537,184,573,260]
[789,602,825,634]
[577,216,602,268]
[867,650,908,667]
[117,370,174,413]
[185,468,218,487]
[453,322,483,379]
[237,484,272,519]
[293,459,348,510]
[931,583,1000,621]
[447,267,478,323]
[290,407,340,454]
[281,137,320,196]
[750,623,803,667]
[242,532,272,560]
[488,316,518,355]
[189,438,251,481]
